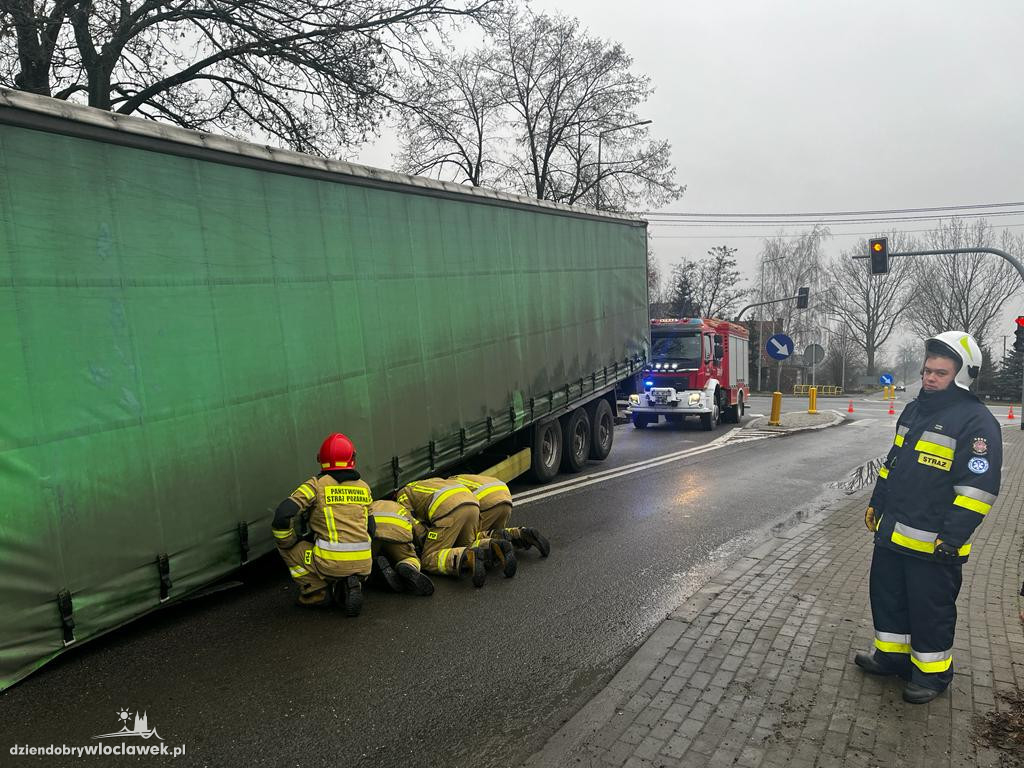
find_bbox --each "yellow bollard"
[769,391,783,426]
[808,386,818,415]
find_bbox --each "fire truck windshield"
[651,332,701,363]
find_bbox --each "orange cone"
[1010,404,1016,420]
[888,399,895,416]
[847,399,854,414]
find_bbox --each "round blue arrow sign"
[766,333,794,361]
[879,373,894,385]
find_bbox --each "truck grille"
[652,375,689,390]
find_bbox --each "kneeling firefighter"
[397,478,514,586]
[856,332,1002,703]
[368,499,434,596]
[271,433,373,616]
[448,474,551,558]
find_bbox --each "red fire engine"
[629,317,750,430]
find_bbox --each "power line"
[648,222,1024,240]
[641,200,1024,218]
[645,209,1024,227]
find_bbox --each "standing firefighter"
[368,499,434,596]
[449,474,551,558]
[856,332,1002,703]
[396,478,507,587]
[271,433,373,616]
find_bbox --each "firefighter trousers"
[372,539,422,572]
[277,541,329,599]
[420,504,480,577]
[869,545,962,691]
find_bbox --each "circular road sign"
[766,333,794,361]
[879,373,894,385]
[803,344,826,367]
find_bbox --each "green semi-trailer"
[0,87,649,690]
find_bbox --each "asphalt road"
[0,392,979,767]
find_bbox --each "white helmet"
[924,330,982,391]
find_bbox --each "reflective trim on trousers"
[911,648,953,673]
[879,466,890,480]
[314,538,371,561]
[874,631,911,654]
[289,565,310,579]
[436,548,453,575]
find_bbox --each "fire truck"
[629,317,750,430]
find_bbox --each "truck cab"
[629,317,750,430]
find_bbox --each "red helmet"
[317,433,356,470]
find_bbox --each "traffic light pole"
[734,291,806,321]
[856,245,1024,429]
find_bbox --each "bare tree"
[395,46,501,185]
[904,219,1023,346]
[823,231,917,376]
[681,245,745,318]
[0,0,497,154]
[394,8,682,208]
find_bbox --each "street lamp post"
[596,119,652,210]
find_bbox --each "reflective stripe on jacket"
[397,478,479,523]
[869,390,1001,563]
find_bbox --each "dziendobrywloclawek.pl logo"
[10,707,186,758]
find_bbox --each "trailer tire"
[589,399,615,460]
[560,408,591,473]
[530,420,563,483]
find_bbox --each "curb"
[743,409,848,434]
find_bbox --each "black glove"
[934,541,959,563]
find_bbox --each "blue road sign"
[766,333,794,361]
[879,373,894,385]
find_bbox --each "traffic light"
[869,237,889,275]
[796,286,810,309]
[1015,316,1024,352]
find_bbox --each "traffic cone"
[888,399,895,416]
[847,399,854,414]
[1010,404,1016,420]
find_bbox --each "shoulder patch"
[971,437,988,455]
[968,457,990,474]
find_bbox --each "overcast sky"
[356,0,1024,351]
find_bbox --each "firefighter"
[856,331,1002,703]
[368,499,434,596]
[271,433,373,616]
[448,474,551,559]
[396,478,507,586]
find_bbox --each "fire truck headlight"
[629,394,640,406]
[688,392,702,406]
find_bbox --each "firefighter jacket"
[868,386,1001,563]
[449,474,512,511]
[272,471,373,578]
[368,500,415,544]
[397,478,479,524]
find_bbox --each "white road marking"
[849,419,876,427]
[515,428,744,506]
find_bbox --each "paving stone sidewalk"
[527,426,1024,768]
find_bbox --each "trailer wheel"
[530,420,563,483]
[560,408,591,473]
[589,399,614,460]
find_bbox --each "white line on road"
[515,428,743,505]
[849,419,876,427]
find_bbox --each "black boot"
[396,562,434,596]
[854,652,897,676]
[375,555,403,593]
[457,547,487,588]
[333,575,363,617]
[509,527,550,557]
[903,682,941,704]
[490,539,518,578]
